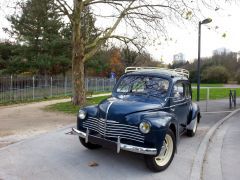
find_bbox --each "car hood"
[98,96,163,122]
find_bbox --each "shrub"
[201,65,229,83]
[235,70,240,84]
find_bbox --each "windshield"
[115,75,170,98]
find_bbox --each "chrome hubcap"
[155,134,173,166]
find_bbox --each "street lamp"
[197,18,212,101]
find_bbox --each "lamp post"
[197,18,212,101]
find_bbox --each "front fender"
[77,105,98,130]
[126,111,178,154]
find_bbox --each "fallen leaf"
[88,161,99,167]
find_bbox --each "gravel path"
[0,98,75,148]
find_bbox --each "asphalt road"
[0,111,229,180]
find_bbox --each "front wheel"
[79,137,102,149]
[144,129,176,172]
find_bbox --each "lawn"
[191,83,224,87]
[192,88,240,101]
[46,95,109,114]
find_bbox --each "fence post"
[95,78,97,92]
[234,90,237,108]
[32,76,35,100]
[10,75,13,101]
[229,90,232,109]
[103,79,105,92]
[50,76,53,97]
[86,78,88,92]
[64,76,67,96]
[206,88,209,112]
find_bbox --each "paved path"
[203,111,240,180]
[0,98,75,148]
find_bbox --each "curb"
[189,108,240,180]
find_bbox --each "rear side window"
[184,83,191,99]
[173,82,184,101]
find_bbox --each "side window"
[184,83,191,99]
[173,82,184,101]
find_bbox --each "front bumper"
[71,128,157,156]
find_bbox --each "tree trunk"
[72,20,86,105]
[72,57,85,105]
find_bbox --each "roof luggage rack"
[125,67,190,78]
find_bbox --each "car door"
[184,82,192,124]
[170,81,189,133]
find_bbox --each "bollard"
[233,90,237,108]
[206,88,209,112]
[229,90,232,109]
[32,76,35,100]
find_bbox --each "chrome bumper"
[71,128,157,155]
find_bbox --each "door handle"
[170,108,175,112]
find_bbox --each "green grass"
[192,88,240,101]
[45,95,109,114]
[191,83,224,87]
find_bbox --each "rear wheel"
[144,129,176,172]
[79,137,102,149]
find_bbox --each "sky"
[0,1,240,64]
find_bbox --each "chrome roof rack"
[125,67,189,78]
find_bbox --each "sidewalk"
[203,111,240,180]
[196,98,240,112]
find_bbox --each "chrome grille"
[82,117,144,143]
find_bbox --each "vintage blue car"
[71,67,201,172]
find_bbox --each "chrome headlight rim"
[78,110,87,120]
[139,121,151,134]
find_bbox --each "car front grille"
[82,117,144,143]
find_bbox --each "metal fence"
[192,87,240,112]
[0,75,116,103]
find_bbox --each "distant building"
[213,47,231,55]
[173,53,186,64]
[236,51,240,62]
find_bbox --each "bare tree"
[51,0,223,105]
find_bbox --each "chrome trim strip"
[82,126,144,143]
[71,128,86,138]
[71,128,155,155]
[105,101,114,136]
[117,136,121,153]
[85,128,89,143]
[105,131,144,139]
[106,124,139,130]
[105,101,114,121]
[83,123,106,132]
[120,144,157,155]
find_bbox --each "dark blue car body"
[74,70,200,157]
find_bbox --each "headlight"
[139,121,151,134]
[78,110,86,119]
